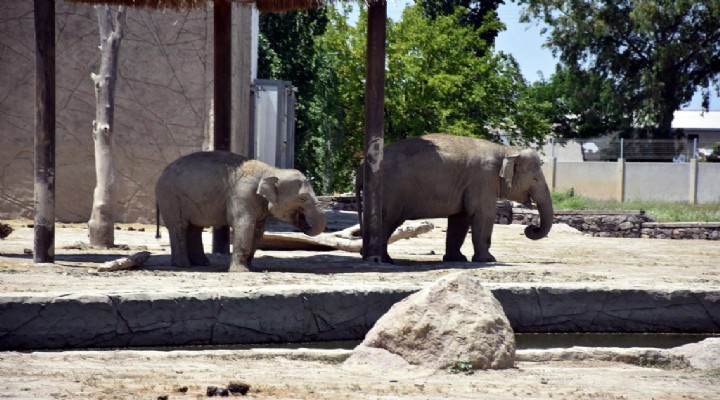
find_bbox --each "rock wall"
[514,210,655,238]
[515,209,720,240]
[641,222,720,240]
[0,1,211,223]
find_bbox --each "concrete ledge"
[1,285,719,350]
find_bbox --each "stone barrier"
[2,285,718,350]
[641,222,720,240]
[514,209,720,240]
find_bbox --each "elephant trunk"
[301,205,326,237]
[524,181,554,240]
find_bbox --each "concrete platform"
[1,212,719,350]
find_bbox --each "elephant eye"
[299,194,310,202]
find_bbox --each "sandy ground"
[1,214,720,399]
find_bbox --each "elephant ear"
[500,154,518,188]
[257,176,279,203]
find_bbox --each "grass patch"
[551,189,720,222]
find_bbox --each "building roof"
[672,110,720,130]
[67,0,331,12]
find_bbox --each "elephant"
[155,151,326,271]
[356,133,553,264]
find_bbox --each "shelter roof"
[67,0,335,13]
[672,110,720,131]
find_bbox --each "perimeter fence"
[542,138,720,204]
[549,137,720,162]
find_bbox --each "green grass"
[551,189,720,222]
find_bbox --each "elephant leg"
[187,224,209,266]
[443,213,469,262]
[229,218,255,272]
[248,217,267,265]
[166,219,191,267]
[470,212,496,263]
[379,216,403,264]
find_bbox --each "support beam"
[231,2,257,157]
[212,0,232,254]
[362,1,387,263]
[33,0,56,263]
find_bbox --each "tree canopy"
[417,0,506,50]
[520,0,720,137]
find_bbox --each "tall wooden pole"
[212,0,232,254]
[88,5,127,247]
[33,0,56,263]
[362,1,387,263]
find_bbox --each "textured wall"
[0,1,211,223]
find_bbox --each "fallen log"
[259,221,434,252]
[96,251,151,272]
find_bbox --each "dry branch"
[260,221,434,252]
[97,251,151,272]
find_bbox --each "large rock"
[346,272,515,370]
[672,338,720,370]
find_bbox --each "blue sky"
[363,1,719,111]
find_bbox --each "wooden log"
[96,251,151,272]
[260,221,434,253]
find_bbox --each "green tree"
[520,0,720,137]
[257,8,330,185]
[417,0,506,50]
[386,5,550,143]
[527,65,634,139]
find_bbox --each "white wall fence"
[542,159,720,204]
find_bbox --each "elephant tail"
[155,202,161,239]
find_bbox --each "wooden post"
[212,0,231,254]
[231,2,257,157]
[362,1,387,263]
[88,5,126,246]
[33,0,55,263]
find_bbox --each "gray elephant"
[356,133,553,264]
[155,151,326,271]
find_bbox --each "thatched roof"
[67,0,330,13]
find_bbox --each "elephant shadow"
[246,253,513,274]
[142,251,513,274]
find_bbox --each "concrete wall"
[625,163,688,202]
[0,1,211,223]
[551,162,619,201]
[697,163,720,203]
[545,158,720,204]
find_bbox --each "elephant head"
[257,170,326,236]
[499,149,554,240]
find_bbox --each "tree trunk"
[88,5,126,246]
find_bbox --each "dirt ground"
[1,215,720,399]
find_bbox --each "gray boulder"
[672,338,720,370]
[346,271,515,370]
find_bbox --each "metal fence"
[550,137,720,162]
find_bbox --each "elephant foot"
[228,261,251,273]
[382,253,395,265]
[471,253,496,263]
[443,253,468,262]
